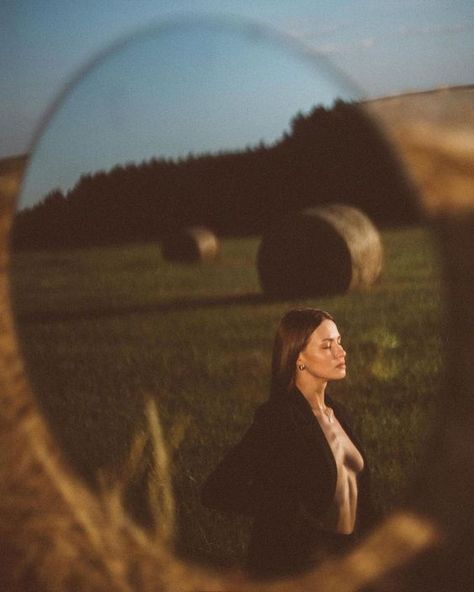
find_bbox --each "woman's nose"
[335,344,346,358]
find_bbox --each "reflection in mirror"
[10,17,441,573]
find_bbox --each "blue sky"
[1,1,473,208]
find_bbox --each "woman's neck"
[295,376,328,410]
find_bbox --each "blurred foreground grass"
[11,226,443,567]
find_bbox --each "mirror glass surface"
[11,18,442,569]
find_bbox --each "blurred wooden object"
[366,86,474,215]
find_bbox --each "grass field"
[11,226,443,567]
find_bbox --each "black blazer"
[201,387,375,577]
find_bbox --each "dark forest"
[13,100,420,250]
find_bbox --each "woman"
[201,308,375,579]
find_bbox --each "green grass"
[10,226,443,567]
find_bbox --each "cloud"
[283,18,343,41]
[359,38,376,50]
[282,19,376,56]
[305,37,377,57]
[287,19,473,57]
[398,23,474,37]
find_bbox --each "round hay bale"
[161,226,219,263]
[257,204,383,298]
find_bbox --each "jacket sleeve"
[201,400,348,521]
[201,405,272,516]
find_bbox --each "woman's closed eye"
[322,340,342,350]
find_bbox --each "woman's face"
[297,319,347,381]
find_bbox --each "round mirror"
[10,16,441,574]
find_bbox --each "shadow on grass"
[15,292,269,324]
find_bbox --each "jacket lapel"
[289,388,338,491]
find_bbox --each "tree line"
[13,100,421,250]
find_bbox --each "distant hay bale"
[257,204,383,298]
[161,226,219,263]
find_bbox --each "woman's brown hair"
[270,308,334,399]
